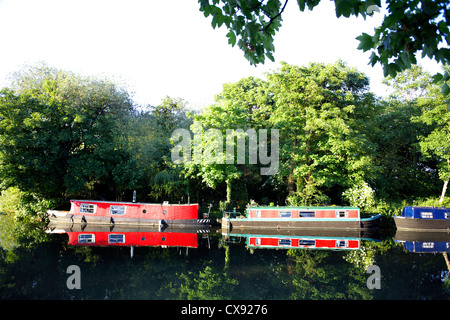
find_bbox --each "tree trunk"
[226,181,232,203]
[288,174,295,195]
[443,253,450,273]
[439,178,449,205]
[439,159,450,205]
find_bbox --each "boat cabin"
[246,206,360,220]
[69,200,199,221]
[401,206,450,220]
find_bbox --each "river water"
[1,219,449,301]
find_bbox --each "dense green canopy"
[0,62,448,218]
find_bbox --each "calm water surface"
[0,220,449,300]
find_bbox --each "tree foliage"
[0,64,137,199]
[183,77,273,202]
[412,65,450,201]
[128,96,193,202]
[266,61,376,205]
[199,0,450,97]
[0,61,447,217]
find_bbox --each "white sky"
[0,0,442,109]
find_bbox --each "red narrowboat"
[47,200,205,227]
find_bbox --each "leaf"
[400,51,412,69]
[356,33,374,52]
[266,51,275,62]
[383,63,401,78]
[441,82,450,97]
[432,72,444,83]
[334,0,357,17]
[297,0,307,11]
[368,52,379,67]
[226,30,236,46]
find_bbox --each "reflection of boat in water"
[394,230,450,253]
[394,230,450,273]
[222,206,381,231]
[47,200,210,228]
[247,235,360,250]
[394,206,450,231]
[68,230,198,248]
[46,223,210,250]
[223,228,381,251]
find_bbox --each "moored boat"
[394,206,450,232]
[221,206,381,231]
[47,199,209,228]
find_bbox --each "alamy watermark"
[366,265,381,290]
[366,4,381,14]
[171,121,279,175]
[66,265,81,290]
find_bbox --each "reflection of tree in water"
[287,249,373,300]
[172,263,238,300]
[1,217,450,300]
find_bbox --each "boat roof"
[248,206,359,210]
[402,206,450,219]
[70,200,198,206]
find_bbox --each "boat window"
[255,238,261,245]
[110,205,126,215]
[298,239,315,246]
[279,211,292,218]
[420,211,433,218]
[78,234,95,243]
[336,240,348,248]
[278,238,291,246]
[256,210,261,218]
[336,210,346,218]
[299,211,315,218]
[445,212,450,219]
[108,234,125,244]
[423,242,434,249]
[80,203,96,214]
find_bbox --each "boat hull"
[394,216,450,232]
[48,213,208,227]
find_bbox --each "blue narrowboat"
[394,206,450,231]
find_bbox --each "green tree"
[0,64,137,200]
[126,96,193,202]
[266,61,376,205]
[413,65,450,203]
[183,77,273,202]
[371,65,441,200]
